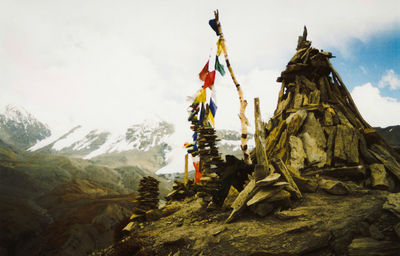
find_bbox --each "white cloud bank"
[0,0,399,135]
[352,82,400,127]
[378,69,400,90]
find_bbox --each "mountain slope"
[375,125,400,147]
[0,138,171,256]
[0,105,51,149]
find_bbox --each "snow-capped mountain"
[29,120,175,171]
[0,104,51,149]
[2,104,254,174]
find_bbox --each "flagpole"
[213,10,252,165]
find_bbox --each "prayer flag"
[193,89,206,104]
[193,160,202,183]
[203,70,216,89]
[207,97,217,127]
[208,111,215,127]
[215,56,225,76]
[198,103,205,125]
[209,19,219,36]
[199,61,209,81]
[209,97,217,117]
[216,38,223,56]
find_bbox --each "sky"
[1,0,400,139]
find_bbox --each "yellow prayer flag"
[208,111,215,127]
[216,38,223,56]
[194,89,206,104]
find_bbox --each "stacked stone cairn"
[197,125,226,206]
[135,176,160,213]
[226,27,400,223]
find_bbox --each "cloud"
[378,69,400,90]
[351,83,400,127]
[0,0,399,135]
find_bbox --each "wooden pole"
[184,154,189,187]
[254,98,270,174]
[213,10,252,165]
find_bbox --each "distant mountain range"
[0,105,51,149]
[0,104,249,255]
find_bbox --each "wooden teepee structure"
[259,27,400,191]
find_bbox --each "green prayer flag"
[215,56,225,76]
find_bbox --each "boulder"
[249,202,274,217]
[334,125,359,165]
[300,132,327,167]
[369,164,390,190]
[302,112,326,148]
[383,192,400,218]
[319,179,350,195]
[289,135,306,170]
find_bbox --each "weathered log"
[256,173,281,187]
[254,97,269,171]
[247,187,282,206]
[324,126,336,166]
[369,144,400,182]
[213,10,252,165]
[275,159,302,199]
[329,61,371,129]
[226,179,258,223]
[265,121,286,157]
[303,165,366,180]
[184,154,189,187]
[348,237,400,256]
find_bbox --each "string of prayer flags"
[199,61,209,81]
[203,70,216,89]
[215,56,225,76]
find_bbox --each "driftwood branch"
[214,10,252,165]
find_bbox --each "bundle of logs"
[263,26,400,191]
[227,27,400,222]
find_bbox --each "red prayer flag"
[199,61,209,81]
[193,161,202,184]
[203,70,216,89]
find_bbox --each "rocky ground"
[98,185,400,256]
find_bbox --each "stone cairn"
[197,123,225,206]
[135,176,160,213]
[226,27,400,223]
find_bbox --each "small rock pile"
[165,179,198,201]
[135,176,160,213]
[227,163,298,222]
